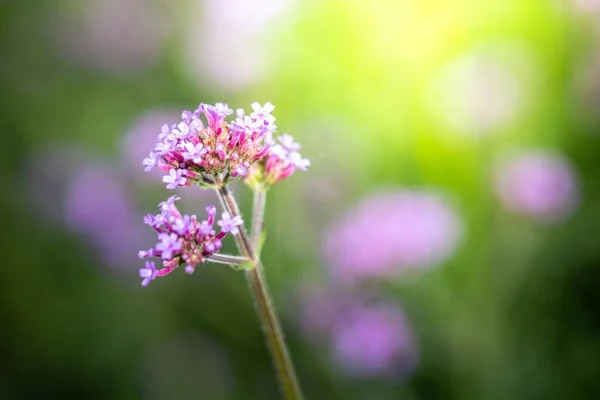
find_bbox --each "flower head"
[324,189,463,285]
[143,101,278,188]
[495,151,579,222]
[138,197,242,285]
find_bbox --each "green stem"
[252,189,267,250]
[216,184,303,400]
[206,254,249,266]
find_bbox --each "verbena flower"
[495,151,579,222]
[143,102,277,189]
[323,189,462,285]
[138,196,242,285]
[244,133,310,188]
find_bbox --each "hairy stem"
[206,254,249,266]
[252,189,267,250]
[216,185,303,400]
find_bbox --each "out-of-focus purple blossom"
[120,109,181,183]
[53,0,168,73]
[62,160,151,271]
[331,303,418,378]
[323,189,463,285]
[139,198,241,285]
[495,151,579,222]
[144,102,277,188]
[572,0,600,12]
[294,285,418,378]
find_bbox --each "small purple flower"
[172,214,193,235]
[289,151,311,171]
[277,133,301,153]
[140,261,157,286]
[156,232,182,260]
[143,151,158,171]
[250,101,275,124]
[217,212,244,235]
[159,195,181,213]
[495,151,579,222]
[182,142,207,163]
[162,168,187,190]
[172,122,191,138]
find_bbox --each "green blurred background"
[2,0,600,399]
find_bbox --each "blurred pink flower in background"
[26,145,91,224]
[572,0,600,12]
[495,151,579,222]
[295,285,418,379]
[184,0,295,90]
[54,0,168,73]
[120,108,181,184]
[323,189,463,285]
[64,161,151,270]
[331,303,418,378]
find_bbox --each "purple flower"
[289,151,311,171]
[156,232,183,260]
[182,142,207,163]
[250,101,276,124]
[217,212,244,235]
[331,303,418,378]
[159,195,181,212]
[172,122,191,139]
[495,151,579,222]
[162,169,187,190]
[277,133,301,153]
[172,214,193,235]
[139,200,240,285]
[142,151,158,171]
[323,189,463,285]
[140,261,157,286]
[294,285,418,378]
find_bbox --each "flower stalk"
[217,185,303,400]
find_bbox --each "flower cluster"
[143,102,277,189]
[138,196,243,286]
[245,133,310,188]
